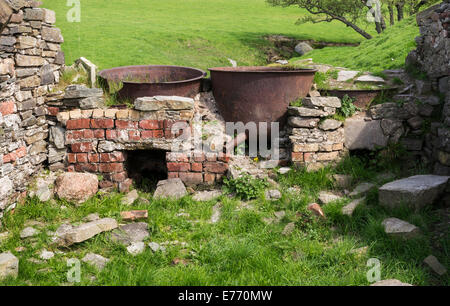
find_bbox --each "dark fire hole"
[125,150,168,192]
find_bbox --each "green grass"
[0,156,447,286]
[41,0,364,71]
[292,16,419,74]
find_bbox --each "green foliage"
[293,15,419,74]
[223,174,269,200]
[42,0,363,71]
[338,94,358,118]
[290,97,304,107]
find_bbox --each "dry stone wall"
[0,0,64,214]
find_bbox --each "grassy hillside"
[293,16,419,74]
[41,0,364,70]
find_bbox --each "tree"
[267,0,373,39]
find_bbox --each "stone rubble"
[423,255,447,276]
[382,217,421,239]
[56,218,118,246]
[0,251,19,280]
[82,253,109,270]
[153,178,187,200]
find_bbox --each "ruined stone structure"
[287,97,346,170]
[407,0,450,174]
[52,92,230,190]
[0,0,64,214]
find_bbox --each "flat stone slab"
[0,251,19,280]
[193,190,222,202]
[382,217,420,239]
[82,253,109,270]
[111,222,149,246]
[423,255,447,276]
[153,178,187,200]
[379,175,449,210]
[337,70,359,82]
[349,182,375,197]
[134,96,194,111]
[370,279,412,286]
[57,218,118,246]
[342,197,365,216]
[318,191,342,204]
[345,118,388,150]
[355,75,385,83]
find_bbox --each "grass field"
[41,0,366,70]
[293,16,420,74]
[0,156,448,286]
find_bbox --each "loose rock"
[111,222,149,246]
[55,172,99,204]
[127,242,145,256]
[342,197,365,216]
[423,255,447,276]
[370,279,412,286]
[282,222,295,236]
[318,191,341,204]
[0,252,19,280]
[382,217,420,239]
[120,210,148,221]
[20,226,39,239]
[56,218,118,246]
[379,175,449,210]
[193,190,222,202]
[307,203,325,218]
[82,253,109,270]
[121,190,139,206]
[265,189,282,200]
[153,178,187,200]
[349,182,375,197]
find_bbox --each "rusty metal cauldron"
[209,66,317,136]
[98,65,207,101]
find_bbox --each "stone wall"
[287,97,346,170]
[407,1,450,174]
[0,0,64,214]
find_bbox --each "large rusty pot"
[98,65,206,101]
[209,66,317,133]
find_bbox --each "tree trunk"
[380,12,387,31]
[388,5,395,26]
[396,2,404,21]
[335,15,373,39]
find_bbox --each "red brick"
[0,101,15,116]
[82,129,94,139]
[291,152,304,162]
[218,152,231,163]
[3,146,27,163]
[168,172,179,179]
[141,130,154,139]
[192,152,205,162]
[88,153,100,163]
[191,162,202,172]
[99,163,124,173]
[71,142,93,153]
[204,173,215,184]
[66,130,83,142]
[67,119,90,130]
[303,152,313,162]
[67,153,76,164]
[76,153,88,163]
[47,107,59,116]
[153,129,164,138]
[139,120,160,130]
[93,129,105,139]
[167,162,190,172]
[91,118,114,129]
[112,171,127,182]
[179,172,203,185]
[106,129,117,140]
[115,120,138,129]
[74,163,98,173]
[100,152,125,163]
[204,161,228,174]
[128,130,140,141]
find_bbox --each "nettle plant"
[223,174,269,201]
[338,94,358,118]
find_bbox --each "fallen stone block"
[82,253,109,270]
[57,218,118,246]
[111,222,149,246]
[382,217,420,239]
[153,178,187,200]
[120,210,148,221]
[379,175,449,210]
[342,197,365,216]
[423,255,447,276]
[0,251,19,280]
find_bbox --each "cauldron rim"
[98,65,207,85]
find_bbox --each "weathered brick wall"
[0,0,64,214]
[55,94,230,189]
